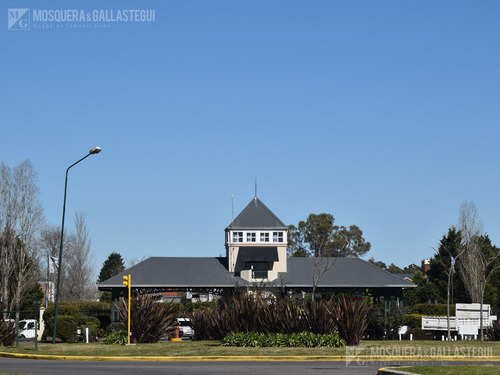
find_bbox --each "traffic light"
[123,275,130,287]
[122,274,132,345]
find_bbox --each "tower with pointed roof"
[225,196,288,281]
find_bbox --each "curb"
[0,352,346,362]
[1,352,500,362]
[378,368,416,375]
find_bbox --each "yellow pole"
[127,274,131,345]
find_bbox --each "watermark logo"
[8,8,30,30]
[345,346,367,367]
[7,8,155,31]
[345,345,494,368]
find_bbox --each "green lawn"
[1,340,500,358]
[400,365,500,375]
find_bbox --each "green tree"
[403,271,443,306]
[288,213,371,258]
[98,252,125,302]
[20,283,44,310]
[98,252,125,283]
[368,257,387,269]
[427,227,468,304]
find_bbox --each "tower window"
[273,232,283,243]
[233,232,243,242]
[246,232,256,242]
[260,232,269,242]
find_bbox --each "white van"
[18,319,39,339]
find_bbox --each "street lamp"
[52,147,102,344]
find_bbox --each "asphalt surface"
[0,358,377,375]
[1,358,499,375]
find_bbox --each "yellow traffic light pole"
[122,274,131,345]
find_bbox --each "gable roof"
[227,197,287,230]
[280,257,416,288]
[99,257,241,289]
[98,256,415,290]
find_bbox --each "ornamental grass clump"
[327,295,370,346]
[189,293,338,340]
[0,319,16,346]
[120,294,176,343]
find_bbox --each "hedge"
[404,314,423,329]
[43,302,107,342]
[158,301,218,316]
[221,332,346,348]
[402,328,432,340]
[411,303,454,316]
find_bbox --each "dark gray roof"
[280,258,416,288]
[98,256,414,290]
[238,247,279,262]
[227,197,287,230]
[98,257,242,289]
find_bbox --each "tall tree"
[427,227,468,304]
[63,212,94,301]
[289,213,370,303]
[38,225,74,303]
[431,226,467,341]
[98,252,125,283]
[98,252,125,302]
[456,201,500,341]
[289,213,371,257]
[0,163,16,312]
[0,160,44,312]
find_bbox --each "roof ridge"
[254,197,287,227]
[228,196,287,229]
[355,257,414,285]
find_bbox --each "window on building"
[273,232,283,243]
[247,232,256,242]
[260,232,269,242]
[233,232,243,242]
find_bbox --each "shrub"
[77,315,100,341]
[43,301,111,342]
[120,294,176,343]
[365,304,385,340]
[404,314,423,329]
[365,303,406,340]
[104,330,128,345]
[56,315,78,342]
[402,328,431,340]
[412,303,453,316]
[157,301,219,317]
[0,320,16,346]
[486,320,500,341]
[106,321,126,333]
[327,295,370,346]
[221,332,345,348]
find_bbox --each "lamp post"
[52,147,102,344]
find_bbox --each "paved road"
[0,358,378,375]
[1,358,499,375]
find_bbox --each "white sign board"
[458,325,478,335]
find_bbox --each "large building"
[99,196,414,318]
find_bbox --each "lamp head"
[89,147,102,155]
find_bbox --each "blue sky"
[2,1,500,275]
